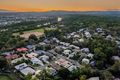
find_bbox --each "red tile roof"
[16,48,28,52]
[5,54,19,60]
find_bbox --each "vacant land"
[13,28,56,39]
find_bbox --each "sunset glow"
[0,0,120,12]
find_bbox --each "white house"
[82,58,90,64]
[68,65,77,71]
[85,31,91,38]
[39,55,49,64]
[111,56,120,61]
[96,28,103,33]
[87,53,94,59]
[31,57,44,66]
[87,77,99,80]
[63,50,72,56]
[106,35,113,40]
[15,63,35,75]
[73,34,80,38]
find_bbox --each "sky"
[0,0,120,12]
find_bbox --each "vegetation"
[0,74,16,80]
[0,14,120,80]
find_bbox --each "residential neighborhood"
[0,11,120,80]
[0,25,120,80]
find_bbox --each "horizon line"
[0,9,120,12]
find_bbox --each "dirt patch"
[20,32,44,39]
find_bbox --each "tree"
[29,34,38,41]
[80,75,87,80]
[24,73,32,80]
[108,61,120,77]
[30,77,39,80]
[0,56,8,70]
[100,71,113,80]
[58,68,70,79]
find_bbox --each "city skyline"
[0,0,120,12]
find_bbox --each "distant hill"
[0,9,13,12]
[46,10,120,17]
[0,10,120,17]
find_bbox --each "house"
[39,55,49,64]
[59,42,66,45]
[81,48,90,53]
[111,56,120,61]
[15,63,28,70]
[106,35,113,40]
[2,51,14,55]
[31,57,44,66]
[87,53,94,59]
[48,50,58,56]
[43,39,51,44]
[26,45,35,49]
[79,52,88,59]
[70,32,76,36]
[39,42,46,46]
[26,45,35,51]
[116,41,120,45]
[90,61,96,67]
[63,50,72,56]
[114,78,120,80]
[79,28,85,32]
[73,40,79,45]
[15,63,35,75]
[87,77,99,80]
[68,54,74,58]
[69,45,79,49]
[64,43,70,47]
[55,58,72,68]
[52,37,60,43]
[68,52,76,58]
[73,34,80,38]
[16,48,28,52]
[5,54,19,60]
[26,52,38,58]
[73,46,80,49]
[96,28,103,33]
[68,65,77,71]
[54,46,63,53]
[84,31,91,38]
[61,46,68,50]
[11,57,24,64]
[34,50,47,55]
[82,58,90,64]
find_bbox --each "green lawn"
[0,75,12,80]
[13,27,57,36]
[0,73,18,80]
[24,28,44,33]
[22,27,57,33]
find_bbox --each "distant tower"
[57,17,62,22]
